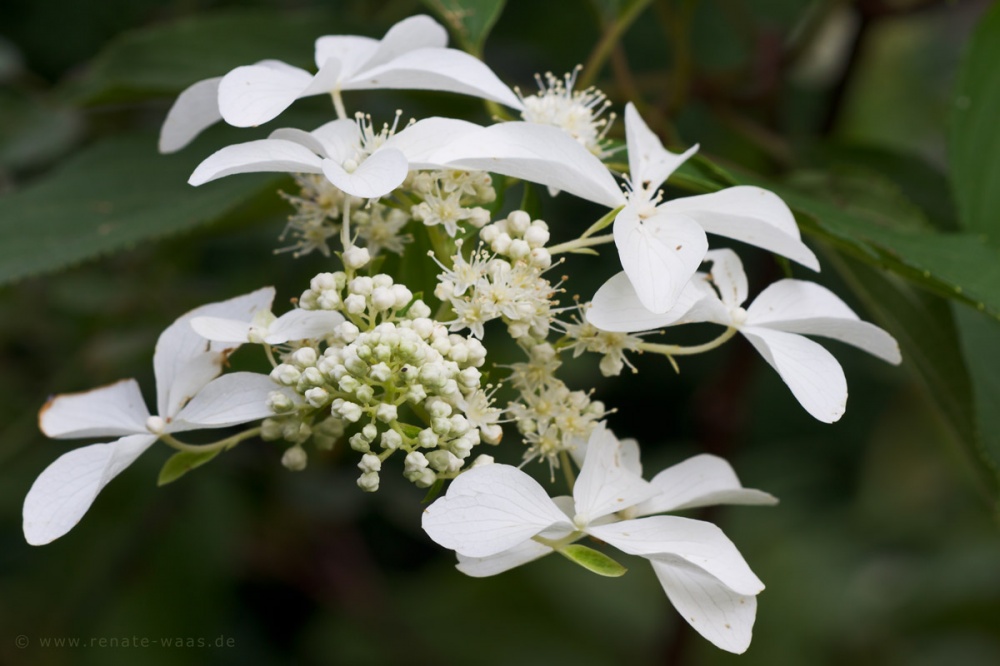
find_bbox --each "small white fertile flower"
[189,114,483,199]
[517,67,615,157]
[159,15,522,153]
[434,103,818,313]
[24,288,285,545]
[587,249,902,422]
[423,424,774,653]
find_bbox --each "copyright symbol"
[15,635,28,649]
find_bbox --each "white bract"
[422,423,774,653]
[192,304,343,346]
[23,288,283,545]
[189,115,483,199]
[159,15,522,153]
[587,249,902,422]
[434,102,818,313]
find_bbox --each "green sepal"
[157,449,222,486]
[397,422,424,441]
[580,206,622,239]
[558,544,627,577]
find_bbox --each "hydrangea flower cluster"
[23,13,904,655]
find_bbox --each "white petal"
[432,122,624,208]
[170,372,279,431]
[270,119,358,161]
[625,102,697,192]
[422,464,569,558]
[573,424,656,523]
[658,186,820,270]
[704,249,748,308]
[266,309,344,344]
[746,280,901,364]
[217,62,313,128]
[22,434,157,545]
[588,515,764,595]
[614,206,709,314]
[586,271,720,333]
[297,59,345,98]
[384,117,483,168]
[321,148,409,198]
[456,540,555,577]
[189,316,252,344]
[314,35,377,73]
[635,454,778,515]
[39,379,150,439]
[155,287,275,417]
[354,15,448,72]
[741,326,847,423]
[188,139,324,186]
[158,77,222,153]
[652,558,758,654]
[351,48,523,110]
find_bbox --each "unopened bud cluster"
[268,270,497,489]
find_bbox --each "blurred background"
[1,0,998,664]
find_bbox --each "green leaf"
[826,251,997,497]
[422,0,506,55]
[63,9,336,106]
[807,143,958,231]
[954,305,1000,491]
[769,184,1000,320]
[558,544,627,577]
[0,89,82,171]
[950,2,1000,244]
[158,449,222,486]
[0,133,281,285]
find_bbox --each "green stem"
[161,427,263,454]
[332,89,347,120]
[548,233,615,256]
[263,344,278,369]
[426,224,458,266]
[639,326,738,357]
[580,0,656,89]
[560,450,577,492]
[534,531,584,551]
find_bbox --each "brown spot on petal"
[675,245,682,251]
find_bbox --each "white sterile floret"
[159,15,523,154]
[434,103,818,315]
[587,249,902,423]
[25,288,285,545]
[423,424,775,654]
